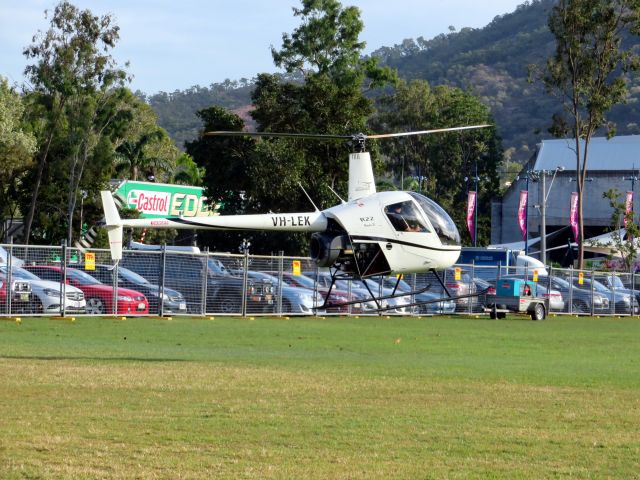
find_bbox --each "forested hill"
[148,0,640,164]
[142,80,255,150]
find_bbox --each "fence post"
[568,268,574,315]
[159,244,166,317]
[7,241,13,315]
[241,246,249,317]
[201,248,209,316]
[61,241,67,318]
[548,265,553,313]
[469,261,475,315]
[590,269,595,316]
[633,271,637,317]
[278,251,284,316]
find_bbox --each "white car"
[1,266,86,314]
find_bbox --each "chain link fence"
[1,243,639,317]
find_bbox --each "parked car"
[380,276,456,314]
[122,252,274,314]
[0,272,32,314]
[274,272,351,313]
[303,271,382,313]
[415,268,478,312]
[91,264,187,315]
[599,274,640,304]
[0,266,86,314]
[570,277,639,314]
[22,266,149,315]
[239,271,322,314]
[359,278,416,314]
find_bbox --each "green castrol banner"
[113,181,219,219]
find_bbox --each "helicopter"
[101,125,489,311]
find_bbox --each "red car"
[23,265,149,315]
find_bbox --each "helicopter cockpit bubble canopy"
[408,192,461,246]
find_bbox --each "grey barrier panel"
[4,241,640,318]
[119,250,171,315]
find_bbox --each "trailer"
[486,278,548,320]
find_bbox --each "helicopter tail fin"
[100,191,123,261]
[348,152,376,201]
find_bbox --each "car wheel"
[531,303,546,321]
[86,297,106,315]
[29,298,44,314]
[217,297,240,314]
[281,300,293,313]
[571,300,587,314]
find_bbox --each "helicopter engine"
[310,232,349,267]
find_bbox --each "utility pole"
[474,160,478,247]
[541,171,546,265]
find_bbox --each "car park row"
[1,244,640,317]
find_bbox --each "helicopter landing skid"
[315,268,490,314]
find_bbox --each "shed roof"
[534,135,640,172]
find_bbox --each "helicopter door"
[383,201,430,271]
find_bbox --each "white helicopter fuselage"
[323,191,461,273]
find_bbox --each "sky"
[1,0,526,95]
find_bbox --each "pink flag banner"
[466,191,476,243]
[570,192,579,241]
[624,191,633,229]
[517,190,528,241]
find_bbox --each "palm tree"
[114,130,173,181]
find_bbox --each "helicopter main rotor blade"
[204,124,491,144]
[204,131,351,140]
[365,124,491,139]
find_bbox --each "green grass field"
[0,314,639,479]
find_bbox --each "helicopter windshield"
[408,192,461,246]
[384,201,429,233]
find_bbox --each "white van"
[515,254,548,276]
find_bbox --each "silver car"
[1,266,86,314]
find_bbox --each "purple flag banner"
[570,192,579,241]
[517,190,528,241]
[625,191,633,229]
[466,191,476,243]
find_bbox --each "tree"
[22,1,128,244]
[0,77,37,239]
[113,129,172,181]
[601,188,640,271]
[532,0,640,268]
[248,0,396,252]
[170,153,204,186]
[192,1,395,254]
[370,79,502,245]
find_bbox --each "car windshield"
[250,271,289,287]
[67,269,102,285]
[119,267,152,285]
[207,258,230,276]
[590,280,610,293]
[551,277,571,289]
[287,274,316,289]
[382,277,411,291]
[0,266,40,280]
[607,275,625,289]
